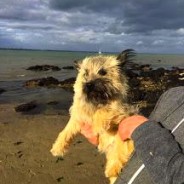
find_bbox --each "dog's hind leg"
[105,151,122,184]
[105,136,134,184]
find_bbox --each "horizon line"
[0,47,184,55]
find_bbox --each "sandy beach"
[0,103,108,184]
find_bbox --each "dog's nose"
[85,82,94,91]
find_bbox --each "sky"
[0,0,184,53]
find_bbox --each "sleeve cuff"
[131,120,163,141]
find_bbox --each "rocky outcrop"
[23,63,184,116]
[127,66,184,116]
[26,65,61,71]
[24,77,75,91]
[58,77,76,91]
[24,77,59,88]
[15,101,38,112]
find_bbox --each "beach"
[0,103,108,184]
[0,49,184,184]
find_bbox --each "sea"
[0,49,184,107]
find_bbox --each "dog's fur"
[50,49,138,184]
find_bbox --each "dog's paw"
[105,165,120,179]
[50,143,67,157]
[109,177,117,184]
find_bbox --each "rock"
[128,64,184,116]
[140,64,152,72]
[0,88,6,94]
[14,141,24,145]
[126,69,139,78]
[171,67,184,73]
[58,77,76,91]
[76,162,84,166]
[26,65,61,71]
[129,77,140,87]
[140,68,166,79]
[62,66,74,70]
[128,89,146,102]
[24,77,59,88]
[24,76,76,91]
[143,90,163,104]
[15,101,37,112]
[47,101,59,105]
[57,177,64,182]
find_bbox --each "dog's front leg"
[50,118,80,157]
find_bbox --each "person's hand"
[80,123,99,145]
[118,115,148,141]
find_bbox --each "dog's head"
[74,49,135,106]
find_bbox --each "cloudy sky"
[0,0,184,53]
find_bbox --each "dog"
[50,49,138,184]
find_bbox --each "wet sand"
[0,104,108,184]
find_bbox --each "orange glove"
[118,115,148,141]
[80,123,99,145]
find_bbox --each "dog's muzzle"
[83,79,118,105]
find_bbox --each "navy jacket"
[115,86,184,184]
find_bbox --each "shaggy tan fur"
[50,50,138,184]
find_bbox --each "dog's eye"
[98,68,107,76]
[83,70,88,78]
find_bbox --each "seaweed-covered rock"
[24,77,59,88]
[62,66,74,70]
[128,65,184,116]
[26,65,61,71]
[59,77,76,91]
[47,101,59,105]
[23,62,183,116]
[15,101,37,112]
[140,64,152,72]
[0,88,6,94]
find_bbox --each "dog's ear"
[74,60,82,71]
[116,49,136,67]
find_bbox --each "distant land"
[0,47,118,54]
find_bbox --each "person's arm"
[119,116,184,184]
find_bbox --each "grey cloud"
[49,0,122,13]
[49,0,184,34]
[121,0,184,33]
[0,10,45,21]
[0,0,47,21]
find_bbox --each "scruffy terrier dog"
[50,49,138,184]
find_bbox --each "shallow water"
[0,49,184,104]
